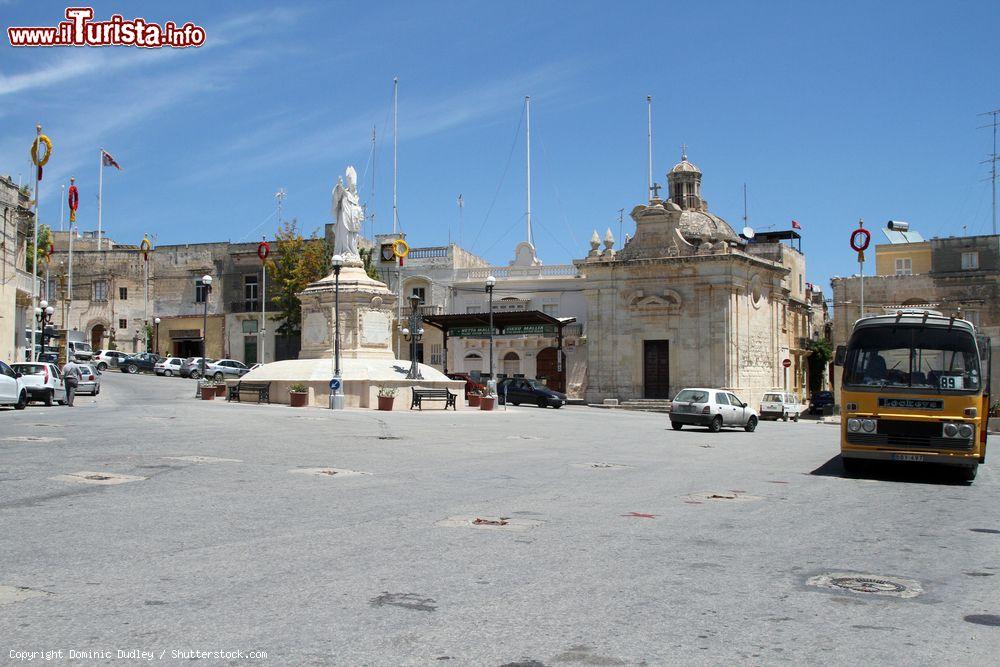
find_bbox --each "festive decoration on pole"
[257,241,270,262]
[30,133,53,180]
[139,235,152,261]
[68,179,79,222]
[392,238,409,267]
[849,225,870,253]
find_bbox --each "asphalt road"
[1,372,999,666]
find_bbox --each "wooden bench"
[410,387,457,410]
[227,381,271,404]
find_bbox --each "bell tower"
[667,145,704,211]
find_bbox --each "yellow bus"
[835,310,991,482]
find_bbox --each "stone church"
[575,152,811,406]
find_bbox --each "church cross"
[680,143,688,160]
[649,182,662,199]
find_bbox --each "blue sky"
[2,0,998,295]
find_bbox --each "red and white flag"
[791,220,801,229]
[102,150,122,170]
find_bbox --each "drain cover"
[807,572,922,598]
[162,456,242,463]
[473,517,509,526]
[50,471,147,486]
[682,491,763,503]
[436,515,542,531]
[288,467,370,477]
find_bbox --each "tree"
[269,219,330,335]
[805,338,834,392]
[26,223,51,276]
[359,246,380,281]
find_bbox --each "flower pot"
[377,396,395,411]
[289,391,308,408]
[215,383,227,397]
[200,386,215,400]
[479,396,496,411]
[468,394,481,408]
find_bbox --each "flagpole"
[67,181,74,363]
[31,125,41,362]
[59,183,65,232]
[97,148,104,251]
[260,235,266,365]
[647,95,653,199]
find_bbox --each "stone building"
[831,232,1000,396]
[0,175,33,362]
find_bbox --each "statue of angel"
[332,166,363,261]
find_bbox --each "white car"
[10,362,67,406]
[77,364,101,396]
[669,387,759,432]
[155,357,184,377]
[204,359,250,380]
[759,392,805,422]
[93,350,129,371]
[0,360,28,409]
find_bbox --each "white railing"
[456,264,578,281]
[407,247,450,259]
[16,269,32,294]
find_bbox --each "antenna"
[618,208,625,247]
[646,95,653,200]
[393,77,399,234]
[370,124,376,239]
[743,183,748,226]
[274,188,286,225]
[457,194,464,248]
[979,108,999,236]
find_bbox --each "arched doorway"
[536,347,566,393]
[90,324,106,351]
[463,352,482,373]
[502,351,520,377]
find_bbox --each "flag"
[102,150,122,170]
[791,220,801,229]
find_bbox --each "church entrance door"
[536,347,565,393]
[643,340,670,399]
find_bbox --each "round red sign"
[782,358,791,368]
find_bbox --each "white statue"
[332,166,363,261]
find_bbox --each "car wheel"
[536,397,547,409]
[95,386,101,395]
[708,415,723,432]
[744,416,758,432]
[127,364,138,374]
[512,401,520,406]
[781,414,789,422]
[190,371,201,380]
[671,421,683,430]
[15,391,27,410]
[97,362,108,371]
[792,414,799,422]
[164,370,173,377]
[44,390,53,407]
[213,372,224,381]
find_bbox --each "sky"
[2,0,998,296]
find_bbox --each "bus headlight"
[862,419,877,433]
[847,418,862,433]
[943,423,959,438]
[958,424,974,439]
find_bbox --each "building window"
[119,286,128,300]
[118,318,127,330]
[798,274,803,293]
[92,280,108,301]
[411,287,426,304]
[895,258,912,275]
[195,279,208,303]
[241,319,259,334]
[244,274,259,305]
[542,303,559,316]
[430,343,442,366]
[962,252,979,270]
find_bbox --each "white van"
[759,392,805,421]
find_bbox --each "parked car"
[497,377,566,408]
[447,372,487,398]
[118,353,164,374]
[154,357,185,377]
[808,391,835,415]
[669,388,758,432]
[0,360,28,409]
[67,339,94,362]
[76,364,101,395]
[204,359,250,380]
[10,362,67,406]
[759,391,805,421]
[180,358,215,379]
[93,350,129,371]
[37,352,59,364]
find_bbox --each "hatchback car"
[76,364,101,395]
[0,360,28,409]
[119,353,164,374]
[205,359,250,380]
[10,362,67,406]
[93,350,129,371]
[808,391,835,415]
[154,357,185,377]
[181,358,215,379]
[669,388,758,432]
[497,377,566,408]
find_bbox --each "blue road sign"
[329,377,342,392]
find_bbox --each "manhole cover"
[1,436,65,443]
[0,586,50,605]
[807,572,922,598]
[436,515,542,531]
[288,467,370,478]
[49,471,148,486]
[162,456,242,463]
[682,491,763,503]
[964,614,1000,627]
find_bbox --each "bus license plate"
[893,454,924,462]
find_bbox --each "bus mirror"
[834,345,847,366]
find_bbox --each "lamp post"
[34,300,53,359]
[329,254,345,410]
[402,292,424,380]
[199,274,212,381]
[153,317,161,356]
[485,275,496,392]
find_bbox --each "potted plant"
[199,380,215,401]
[215,381,228,397]
[479,391,496,411]
[377,385,396,411]
[289,382,308,408]
[467,390,481,408]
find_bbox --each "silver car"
[204,359,250,381]
[669,388,759,432]
[76,364,101,395]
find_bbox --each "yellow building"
[874,226,931,276]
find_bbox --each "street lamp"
[402,292,424,380]
[154,317,161,356]
[200,274,213,381]
[34,300,53,360]
[330,254,344,410]
[485,275,496,390]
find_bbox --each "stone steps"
[587,398,673,413]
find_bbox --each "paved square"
[1,373,998,664]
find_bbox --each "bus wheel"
[959,465,978,483]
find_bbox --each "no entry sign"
[782,358,791,368]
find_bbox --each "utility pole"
[393,77,399,234]
[979,109,999,236]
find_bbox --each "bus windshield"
[844,325,981,392]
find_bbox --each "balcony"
[456,265,578,282]
[418,304,444,316]
[15,269,32,295]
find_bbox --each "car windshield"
[674,389,709,403]
[844,325,981,392]
[13,364,46,375]
[763,393,783,402]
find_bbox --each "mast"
[525,95,532,246]
[647,95,653,199]
[393,77,399,234]
[370,124,376,239]
[743,183,748,226]
[97,148,104,251]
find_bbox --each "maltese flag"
[791,220,801,229]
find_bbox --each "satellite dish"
[742,226,755,239]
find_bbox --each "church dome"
[671,158,701,174]
[677,209,739,244]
